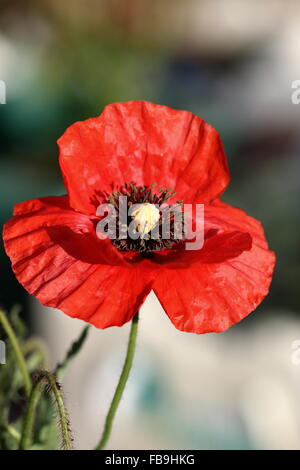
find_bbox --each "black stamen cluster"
[105,183,184,254]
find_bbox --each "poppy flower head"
[3,101,276,333]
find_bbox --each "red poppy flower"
[3,101,275,333]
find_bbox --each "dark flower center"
[106,183,184,254]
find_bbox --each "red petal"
[153,231,252,267]
[58,101,230,214]
[3,196,153,328]
[153,200,275,333]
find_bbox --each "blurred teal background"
[1,0,300,450]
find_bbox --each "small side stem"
[55,325,90,381]
[95,312,139,450]
[0,424,21,443]
[0,309,31,397]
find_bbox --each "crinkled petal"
[153,200,275,333]
[58,101,230,214]
[153,231,252,267]
[3,196,153,328]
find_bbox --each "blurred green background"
[0,0,300,450]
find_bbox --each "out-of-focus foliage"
[0,307,88,449]
[0,308,57,449]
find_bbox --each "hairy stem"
[95,312,139,450]
[46,373,72,450]
[0,309,31,397]
[19,371,73,450]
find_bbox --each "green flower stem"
[19,371,73,450]
[95,312,139,450]
[0,309,31,397]
[47,373,73,450]
[19,377,41,450]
